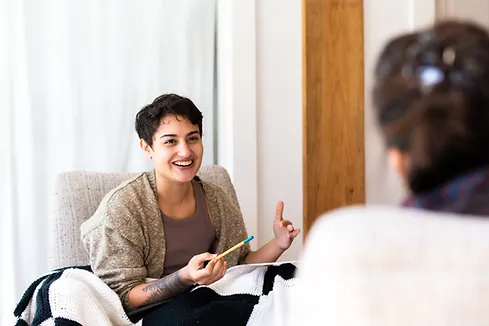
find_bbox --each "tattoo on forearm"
[141,271,189,306]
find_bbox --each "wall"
[216,0,303,260]
[255,0,303,261]
[217,0,438,258]
[217,0,259,250]
[219,0,489,259]
[218,0,434,258]
[437,0,489,26]
[364,0,435,205]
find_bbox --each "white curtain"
[0,0,216,323]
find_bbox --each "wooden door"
[302,0,366,237]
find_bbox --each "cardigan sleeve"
[81,197,148,312]
[223,198,252,264]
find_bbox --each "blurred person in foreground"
[289,20,489,325]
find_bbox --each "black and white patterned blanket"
[14,262,297,326]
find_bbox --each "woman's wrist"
[178,266,194,285]
[273,237,290,251]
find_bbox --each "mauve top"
[161,179,216,276]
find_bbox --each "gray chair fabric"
[49,165,238,270]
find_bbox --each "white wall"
[218,0,436,259]
[217,0,303,260]
[220,0,483,259]
[217,0,259,250]
[438,0,489,27]
[255,0,303,261]
[219,0,434,259]
[364,0,435,205]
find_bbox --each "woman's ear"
[140,139,153,159]
[387,148,409,180]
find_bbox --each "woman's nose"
[177,142,191,156]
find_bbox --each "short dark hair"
[372,20,489,194]
[135,93,203,147]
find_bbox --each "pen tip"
[244,235,254,244]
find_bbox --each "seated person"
[81,93,300,313]
[372,19,489,214]
[290,19,489,325]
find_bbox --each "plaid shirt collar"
[402,166,489,216]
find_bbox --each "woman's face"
[141,114,203,184]
[388,148,409,186]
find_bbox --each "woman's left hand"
[273,201,301,250]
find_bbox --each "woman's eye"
[188,136,200,142]
[165,139,176,145]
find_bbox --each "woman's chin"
[171,165,198,182]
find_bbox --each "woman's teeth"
[174,160,192,167]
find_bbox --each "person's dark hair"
[135,93,203,147]
[372,20,489,194]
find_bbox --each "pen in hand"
[215,236,254,261]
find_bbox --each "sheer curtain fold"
[0,0,216,323]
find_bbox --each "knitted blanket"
[14,262,297,326]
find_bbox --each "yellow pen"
[215,236,254,260]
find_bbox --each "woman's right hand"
[180,252,227,285]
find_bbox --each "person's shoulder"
[310,204,464,232]
[81,172,154,234]
[105,171,154,207]
[304,204,473,260]
[312,204,404,224]
[307,205,416,237]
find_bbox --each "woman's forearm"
[244,239,285,264]
[128,268,192,309]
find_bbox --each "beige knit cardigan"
[80,171,250,312]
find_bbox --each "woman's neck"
[155,175,194,206]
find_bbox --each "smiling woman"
[80,93,301,316]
